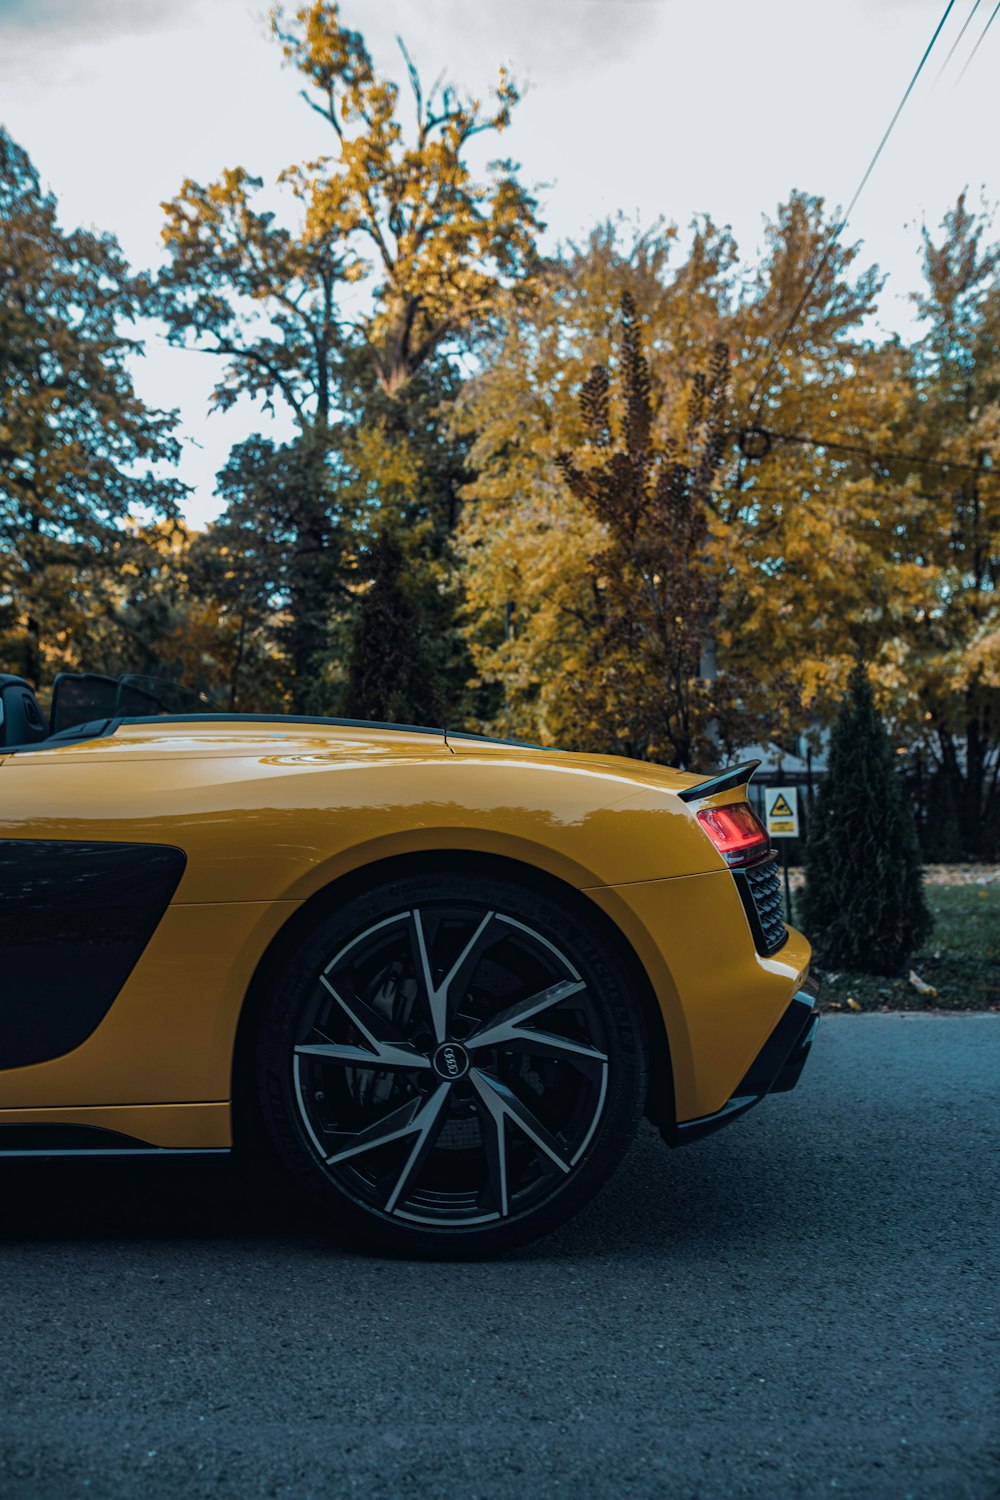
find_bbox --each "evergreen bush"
[802,663,931,975]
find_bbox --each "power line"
[745,0,957,419]
[738,423,1000,480]
[957,0,1000,78]
[936,0,984,81]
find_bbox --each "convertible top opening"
[0,671,539,754]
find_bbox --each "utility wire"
[935,0,984,81]
[957,0,1000,78]
[745,0,957,419]
[741,424,999,480]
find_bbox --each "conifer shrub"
[801,663,931,975]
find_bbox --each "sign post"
[764,786,800,921]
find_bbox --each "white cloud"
[0,0,197,72]
[369,0,670,74]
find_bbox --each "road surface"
[1,1016,997,1499]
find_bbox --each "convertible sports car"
[0,670,817,1255]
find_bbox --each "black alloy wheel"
[256,871,649,1256]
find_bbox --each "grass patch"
[794,885,1000,1013]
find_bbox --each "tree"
[183,504,291,714]
[158,121,345,702]
[160,3,540,402]
[455,198,918,759]
[271,0,541,395]
[203,435,344,711]
[715,192,916,730]
[336,355,478,720]
[555,292,736,767]
[455,220,738,749]
[158,1,540,708]
[189,363,475,717]
[67,521,199,684]
[0,128,184,684]
[802,662,931,975]
[341,529,441,724]
[893,195,1000,855]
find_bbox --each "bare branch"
[397,35,423,128]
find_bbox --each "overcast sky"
[1,0,996,526]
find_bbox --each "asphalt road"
[1,1016,997,1500]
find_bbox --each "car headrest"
[0,676,49,746]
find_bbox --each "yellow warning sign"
[765,786,800,839]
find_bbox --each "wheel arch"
[230,848,674,1151]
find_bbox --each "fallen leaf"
[846,997,862,1012]
[909,969,938,998]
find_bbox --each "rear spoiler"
[677,759,761,804]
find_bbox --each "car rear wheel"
[256,871,649,1256]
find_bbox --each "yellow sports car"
[0,671,816,1255]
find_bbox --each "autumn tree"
[456,199,919,758]
[158,2,540,709]
[271,1,541,395]
[65,522,197,684]
[455,221,738,749]
[0,128,184,684]
[165,0,543,408]
[157,120,345,706]
[713,192,919,729]
[896,195,1000,854]
[555,292,735,767]
[70,516,290,715]
[730,195,999,852]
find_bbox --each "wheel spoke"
[295,1040,431,1071]
[470,1068,572,1175]
[436,909,499,1024]
[466,979,589,1051]
[315,971,412,1052]
[325,1083,450,1174]
[472,1077,510,1217]
[410,908,497,1044]
[489,1032,608,1080]
[383,1083,452,1213]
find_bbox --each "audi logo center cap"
[432,1042,471,1080]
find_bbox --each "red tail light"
[696,802,769,867]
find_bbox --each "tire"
[255,870,649,1256]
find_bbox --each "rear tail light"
[696,801,769,867]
